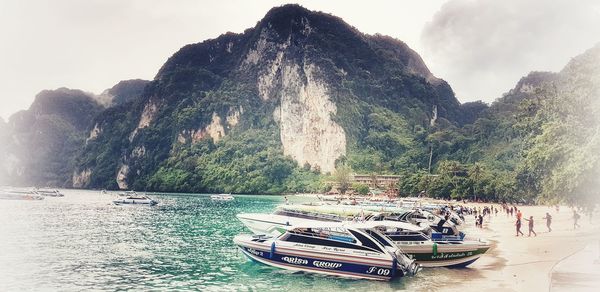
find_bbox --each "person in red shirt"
[516,218,524,236]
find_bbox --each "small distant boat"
[0,189,44,201]
[211,194,234,201]
[118,190,138,197]
[113,193,157,206]
[34,189,64,197]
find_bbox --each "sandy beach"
[289,194,600,291]
[449,204,600,291]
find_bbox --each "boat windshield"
[377,226,430,242]
[274,209,343,222]
[288,227,356,243]
[127,196,148,200]
[281,227,384,253]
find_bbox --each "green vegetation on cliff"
[1,5,597,206]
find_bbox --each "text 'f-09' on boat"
[234,222,419,281]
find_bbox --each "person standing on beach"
[510,207,514,217]
[516,218,524,236]
[524,216,537,236]
[543,213,552,232]
[573,210,581,229]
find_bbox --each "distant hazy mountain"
[0,81,147,187]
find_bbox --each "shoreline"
[450,203,600,291]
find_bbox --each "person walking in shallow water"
[524,216,537,236]
[516,218,524,236]
[543,212,552,232]
[573,210,581,229]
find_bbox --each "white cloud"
[421,0,600,102]
[0,0,448,120]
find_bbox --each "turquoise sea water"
[0,190,481,291]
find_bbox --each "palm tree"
[469,163,483,202]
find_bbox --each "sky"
[1,0,599,120]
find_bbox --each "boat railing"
[275,209,344,222]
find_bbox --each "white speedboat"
[0,189,44,201]
[261,204,465,240]
[113,194,157,206]
[211,194,234,201]
[234,222,419,281]
[362,221,490,267]
[237,212,489,268]
[34,189,64,197]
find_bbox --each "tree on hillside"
[516,84,600,206]
[469,163,483,202]
[333,165,352,195]
[353,183,370,196]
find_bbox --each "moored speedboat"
[234,222,419,280]
[211,194,234,201]
[113,193,157,206]
[34,189,64,197]
[362,221,490,268]
[0,189,44,201]
[239,204,465,241]
[237,212,489,268]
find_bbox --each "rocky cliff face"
[2,4,465,192]
[70,4,464,191]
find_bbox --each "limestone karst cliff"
[3,5,473,192]
[64,4,463,192]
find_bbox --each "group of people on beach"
[506,205,588,236]
[441,200,593,236]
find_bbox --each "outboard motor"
[392,248,420,276]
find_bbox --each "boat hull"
[211,198,234,202]
[398,242,490,267]
[235,236,402,281]
[113,199,157,206]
